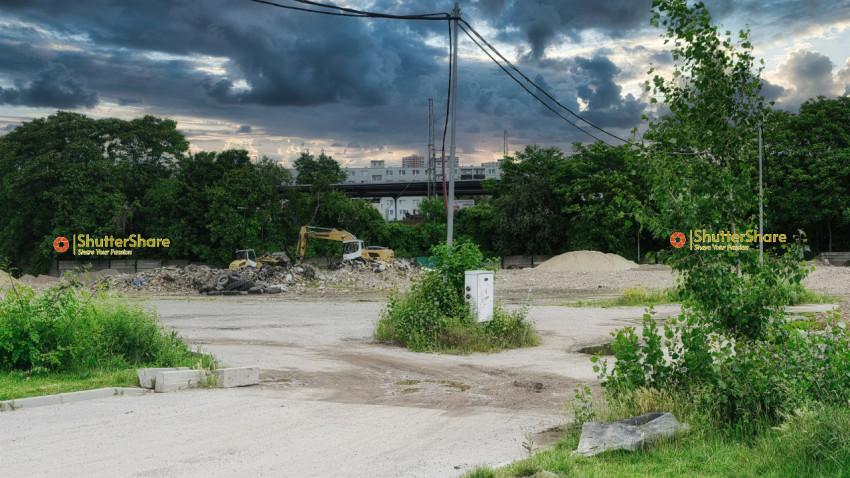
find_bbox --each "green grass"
[561,286,842,308]
[1,281,216,401]
[0,368,139,400]
[561,287,681,308]
[462,404,850,478]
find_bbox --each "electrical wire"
[441,19,452,214]
[248,0,450,20]
[461,20,629,144]
[459,23,614,146]
[289,0,450,19]
[247,0,716,161]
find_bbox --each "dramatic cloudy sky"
[1,0,849,167]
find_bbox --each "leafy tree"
[764,97,850,252]
[631,0,807,339]
[558,142,645,261]
[293,151,346,189]
[487,145,570,256]
[0,112,181,273]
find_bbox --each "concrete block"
[137,367,190,389]
[59,387,148,404]
[1,394,61,411]
[0,387,149,411]
[214,367,260,388]
[154,370,206,393]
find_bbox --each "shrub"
[595,308,850,429]
[0,279,204,374]
[375,241,538,353]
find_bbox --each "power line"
[458,23,614,146]
[248,0,450,20]
[460,20,629,144]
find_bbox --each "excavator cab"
[229,249,258,269]
[342,240,365,261]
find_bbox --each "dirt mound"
[535,250,638,272]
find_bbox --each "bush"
[374,241,538,353]
[595,308,850,429]
[0,279,205,374]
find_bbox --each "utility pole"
[427,98,436,201]
[446,2,459,249]
[758,121,764,263]
[503,129,508,158]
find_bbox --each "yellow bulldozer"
[296,226,394,262]
[228,249,290,270]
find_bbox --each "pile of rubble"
[98,258,420,296]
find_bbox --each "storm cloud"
[0,0,847,166]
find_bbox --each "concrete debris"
[575,412,690,457]
[91,258,420,296]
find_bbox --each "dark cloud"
[0,62,98,108]
[118,97,141,105]
[475,0,652,59]
[570,55,646,128]
[353,120,382,133]
[236,124,252,133]
[760,80,786,104]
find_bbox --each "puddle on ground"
[577,342,615,355]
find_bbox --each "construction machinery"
[229,249,290,270]
[297,226,394,261]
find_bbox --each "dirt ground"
[1,263,846,477]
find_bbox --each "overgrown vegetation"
[562,285,839,308]
[462,401,850,478]
[0,277,212,399]
[469,1,849,474]
[374,241,538,353]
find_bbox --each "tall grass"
[0,279,212,397]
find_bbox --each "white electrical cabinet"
[464,270,494,322]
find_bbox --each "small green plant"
[374,241,538,353]
[567,383,596,426]
[0,273,213,398]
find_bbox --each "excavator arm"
[297,226,358,259]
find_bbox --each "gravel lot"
[1,264,846,477]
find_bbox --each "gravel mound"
[536,251,638,272]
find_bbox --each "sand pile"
[536,250,638,272]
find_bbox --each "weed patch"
[374,242,538,353]
[0,276,213,399]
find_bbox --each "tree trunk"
[828,220,833,253]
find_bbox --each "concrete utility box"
[464,270,494,322]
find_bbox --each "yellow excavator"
[297,226,394,261]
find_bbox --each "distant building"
[289,154,501,222]
[401,154,425,168]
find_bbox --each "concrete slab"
[1,387,147,411]
[214,367,259,388]
[154,370,205,393]
[136,367,190,389]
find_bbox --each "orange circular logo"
[53,236,69,253]
[670,232,686,248]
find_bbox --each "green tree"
[764,97,850,252]
[293,151,346,189]
[487,145,570,256]
[631,0,807,339]
[558,142,645,261]
[0,112,185,273]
